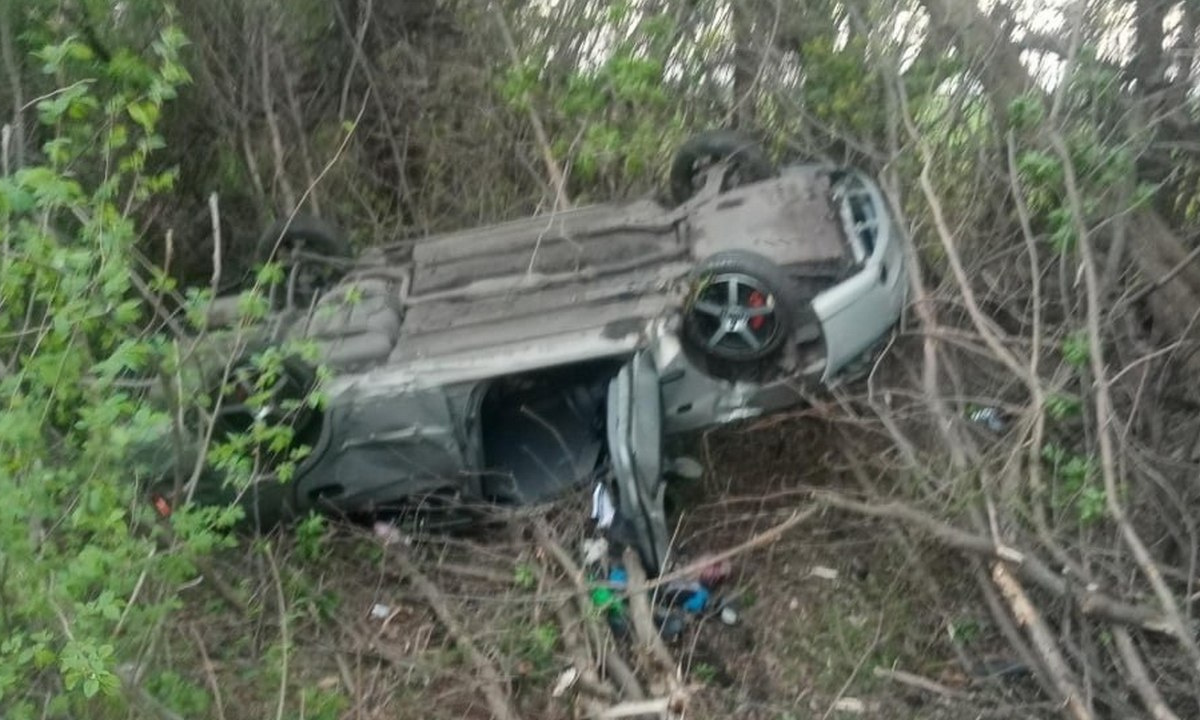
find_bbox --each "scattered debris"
[551,666,580,698]
[655,610,686,641]
[695,556,733,586]
[369,603,391,620]
[831,697,865,713]
[810,565,839,581]
[372,521,405,545]
[719,606,740,625]
[582,537,609,565]
[591,483,616,529]
[967,406,1007,433]
[590,567,629,636]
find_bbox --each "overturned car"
[157,131,908,573]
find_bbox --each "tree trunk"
[917,0,1033,131]
[1132,0,1168,95]
[730,0,758,129]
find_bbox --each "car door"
[294,387,468,513]
[606,350,670,575]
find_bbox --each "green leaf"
[1007,93,1045,131]
[127,100,160,132]
[1061,331,1090,369]
[1045,393,1082,421]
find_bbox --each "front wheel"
[683,251,801,364]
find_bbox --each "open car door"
[606,350,669,575]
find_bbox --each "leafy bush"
[0,9,233,717]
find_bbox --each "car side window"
[841,179,879,258]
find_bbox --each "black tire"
[254,215,351,307]
[683,251,801,363]
[211,348,319,442]
[254,214,351,263]
[669,130,775,205]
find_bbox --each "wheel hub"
[721,309,749,331]
[689,273,779,356]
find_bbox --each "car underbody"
[158,132,909,574]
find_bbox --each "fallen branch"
[1052,130,1200,678]
[593,697,671,719]
[872,667,971,701]
[1112,627,1183,720]
[971,561,1060,702]
[811,490,1177,635]
[393,546,524,720]
[552,603,613,717]
[991,562,1093,720]
[621,547,678,677]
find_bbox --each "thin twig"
[492,5,570,211]
[812,490,1177,635]
[188,623,228,720]
[629,505,820,595]
[821,614,883,720]
[208,192,222,297]
[259,21,297,212]
[264,543,290,720]
[1112,627,1182,720]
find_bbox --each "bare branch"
[992,562,1094,720]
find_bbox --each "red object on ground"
[152,494,172,518]
[697,557,733,586]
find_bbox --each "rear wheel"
[255,214,352,308]
[669,130,775,205]
[212,350,319,441]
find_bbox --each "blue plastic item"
[681,587,709,613]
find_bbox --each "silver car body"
[196,162,908,569]
[309,165,904,408]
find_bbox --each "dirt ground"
[169,414,1051,720]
